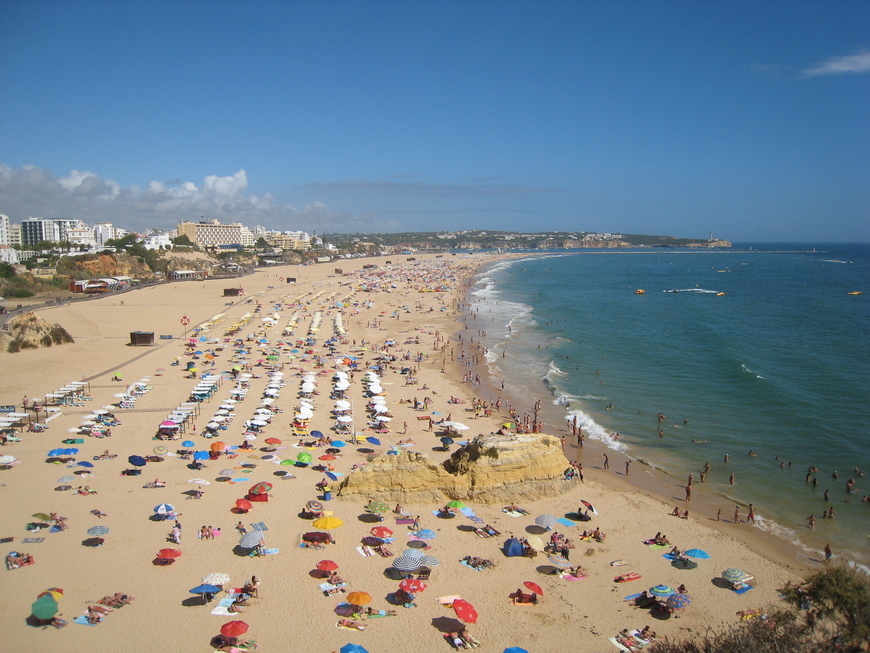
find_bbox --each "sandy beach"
[0,253,807,653]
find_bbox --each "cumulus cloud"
[801,50,870,77]
[0,165,372,233]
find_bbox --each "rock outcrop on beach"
[1,312,75,353]
[57,252,155,280]
[333,432,577,503]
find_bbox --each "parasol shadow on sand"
[431,616,467,634]
[525,525,548,535]
[357,513,382,524]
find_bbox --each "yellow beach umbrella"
[312,516,344,530]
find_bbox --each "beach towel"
[229,478,250,483]
[356,546,374,557]
[502,510,524,517]
[49,526,63,533]
[460,559,485,571]
[437,595,462,605]
[210,605,234,616]
[74,614,100,626]
[263,548,279,555]
[732,585,755,595]
[624,592,643,601]
[251,522,268,531]
[22,537,45,543]
[395,518,415,525]
[561,573,587,580]
[614,573,642,582]
[0,537,12,544]
[556,517,575,528]
[610,560,629,567]
[646,543,666,550]
[662,552,677,561]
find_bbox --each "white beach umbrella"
[375,415,392,422]
[372,404,389,413]
[336,415,353,423]
[369,396,386,404]
[334,400,351,410]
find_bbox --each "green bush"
[6,288,34,298]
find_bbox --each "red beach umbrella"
[210,441,227,452]
[319,454,336,461]
[316,560,339,571]
[452,598,478,623]
[220,620,249,637]
[370,526,393,538]
[524,581,544,596]
[265,438,281,445]
[248,482,272,495]
[157,548,182,559]
[235,498,252,511]
[399,578,427,593]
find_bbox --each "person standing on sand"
[685,485,692,502]
[733,506,740,524]
[716,508,721,521]
[747,504,756,524]
[625,460,631,476]
[824,543,832,563]
[603,454,609,470]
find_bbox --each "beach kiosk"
[223,288,244,297]
[129,331,155,347]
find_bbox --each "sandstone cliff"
[333,431,578,504]
[1,312,75,353]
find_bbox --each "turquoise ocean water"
[465,244,869,570]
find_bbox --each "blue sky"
[1,1,867,241]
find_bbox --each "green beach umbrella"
[366,501,390,514]
[297,451,313,464]
[446,500,465,509]
[31,595,58,620]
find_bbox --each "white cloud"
[0,164,375,233]
[801,50,870,77]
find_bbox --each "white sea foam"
[562,406,627,452]
[741,363,765,379]
[661,288,721,294]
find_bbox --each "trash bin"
[324,491,332,501]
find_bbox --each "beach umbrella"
[667,593,692,610]
[446,500,466,509]
[440,436,454,446]
[392,555,423,571]
[399,578,427,593]
[188,479,210,485]
[366,437,381,446]
[127,455,147,467]
[239,531,265,548]
[55,485,72,491]
[346,591,372,607]
[249,482,273,495]
[306,500,324,514]
[31,595,59,620]
[326,472,339,482]
[503,648,529,653]
[547,555,572,568]
[649,585,676,597]
[451,422,470,431]
[420,555,440,567]
[220,468,235,476]
[524,581,544,596]
[210,441,228,452]
[375,416,391,422]
[87,525,110,536]
[77,461,94,468]
[683,548,710,560]
[722,568,748,584]
[202,572,231,586]
[235,499,252,511]
[535,515,558,529]
[452,598,478,624]
[190,584,221,596]
[414,529,437,540]
[371,526,393,538]
[361,536,384,547]
[63,448,80,455]
[32,513,52,522]
[37,588,64,601]
[157,548,182,559]
[331,440,346,448]
[57,476,77,484]
[265,438,282,445]
[48,448,66,457]
[154,503,175,515]
[580,499,599,516]
[339,645,370,653]
[153,445,168,455]
[316,560,339,572]
[336,416,353,423]
[319,454,336,461]
[297,452,313,464]
[366,501,390,514]
[182,440,195,448]
[402,548,426,559]
[280,459,296,466]
[312,516,344,530]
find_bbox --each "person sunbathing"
[228,598,246,613]
[85,608,103,624]
[639,625,657,641]
[512,589,538,604]
[449,631,470,649]
[337,618,366,631]
[364,607,397,616]
[327,571,344,585]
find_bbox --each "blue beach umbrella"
[87,525,110,536]
[128,455,147,467]
[154,503,175,514]
[48,448,65,457]
[683,548,710,560]
[366,437,381,446]
[62,448,79,455]
[504,648,530,653]
[325,472,339,482]
[77,461,94,468]
[182,440,195,448]
[340,645,370,653]
[189,584,220,595]
[650,585,676,597]
[193,451,210,460]
[414,529,437,540]
[311,430,323,438]
[331,440,346,448]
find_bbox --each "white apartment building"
[140,231,173,250]
[0,214,10,246]
[0,244,18,264]
[92,222,127,245]
[177,220,255,248]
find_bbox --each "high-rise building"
[0,214,10,246]
[177,220,255,248]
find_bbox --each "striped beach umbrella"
[667,593,692,610]
[649,584,676,597]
